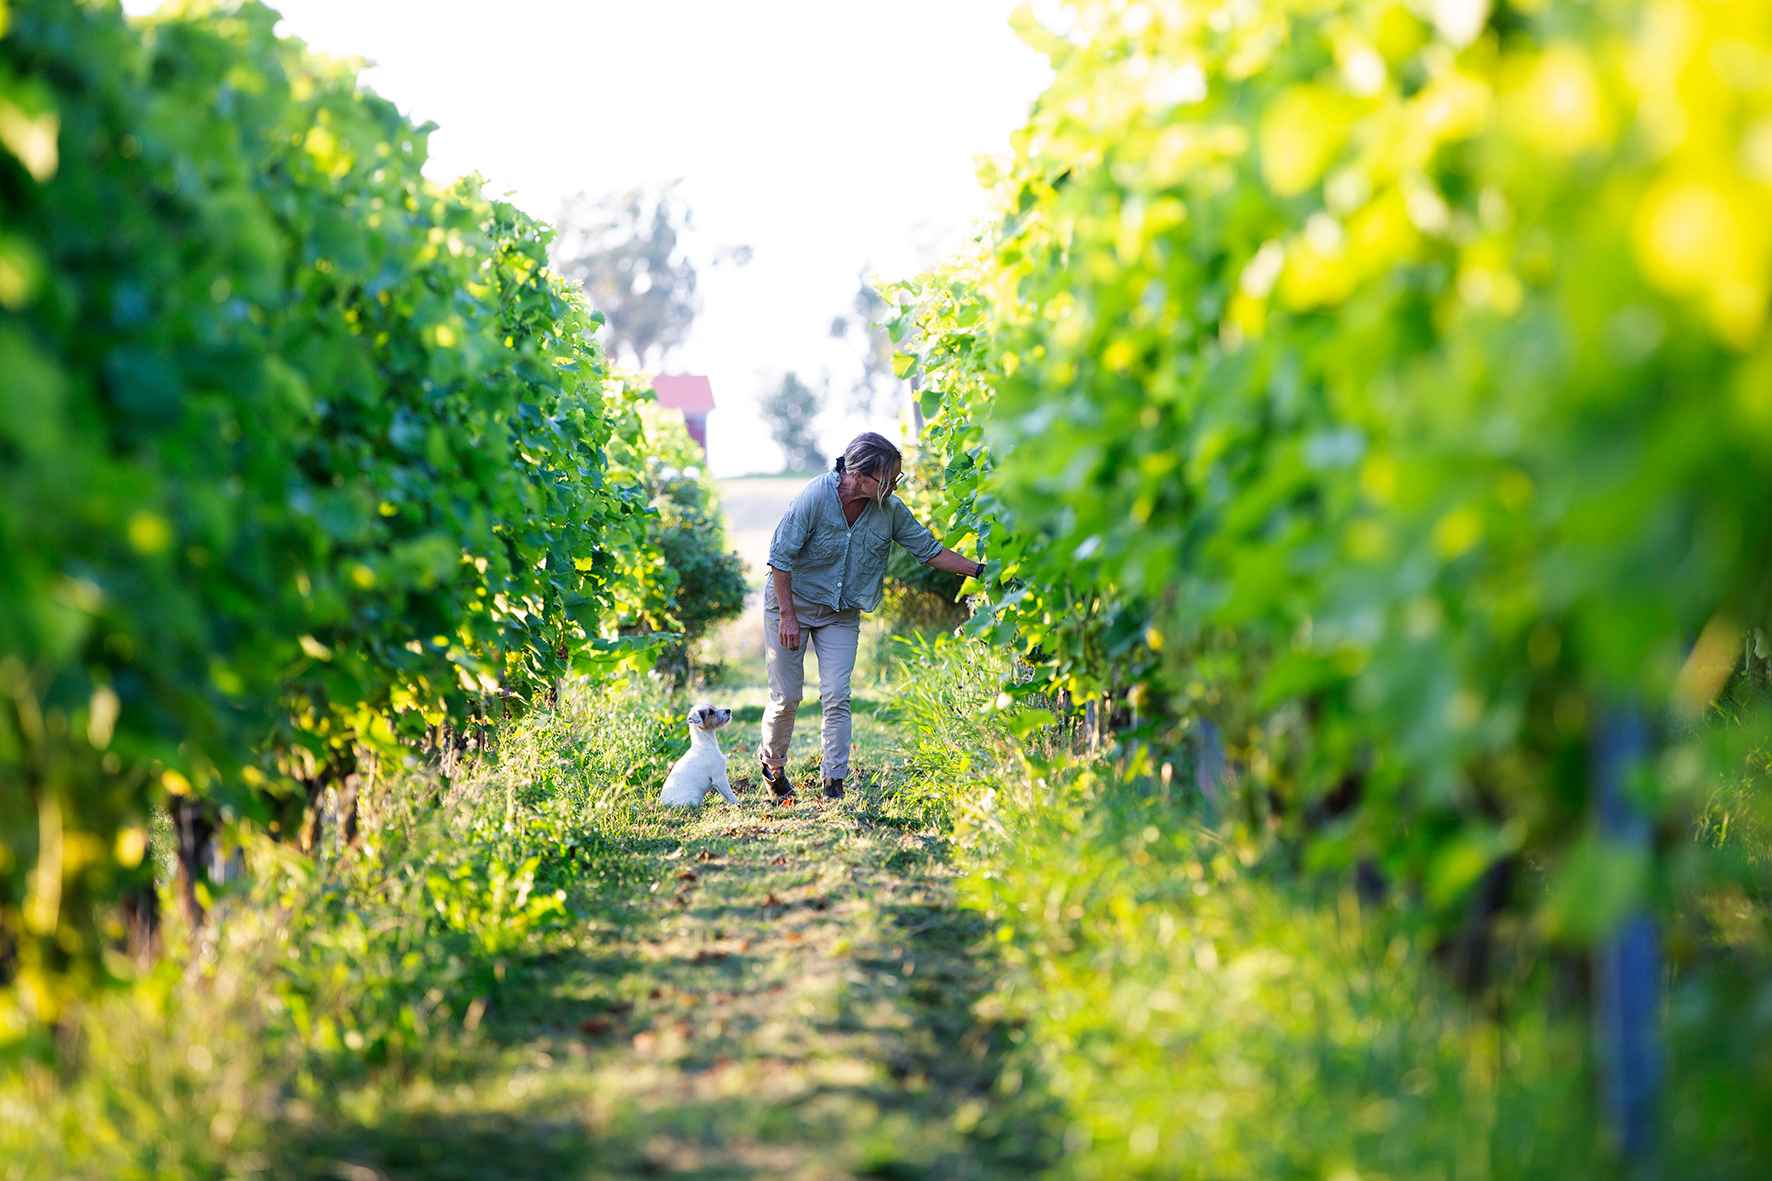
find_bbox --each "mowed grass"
[274,663,1047,1180]
[286,804,1025,1177]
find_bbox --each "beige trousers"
[759,579,861,782]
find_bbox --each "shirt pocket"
[805,531,844,565]
[861,528,891,567]
[856,528,891,581]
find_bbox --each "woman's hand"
[778,609,801,652]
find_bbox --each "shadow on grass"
[869,895,1063,1175]
[275,1108,610,1180]
[580,834,1055,1177]
[612,833,684,859]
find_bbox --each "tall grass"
[0,678,683,1179]
[881,631,1018,825]
[959,753,1602,1179]
[892,633,1772,1179]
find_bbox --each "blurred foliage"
[957,744,1605,1180]
[891,0,1772,945]
[759,370,826,473]
[829,271,900,418]
[888,0,1772,1167]
[0,0,679,1030]
[551,181,738,371]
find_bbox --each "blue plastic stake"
[1594,706,1660,1166]
[1194,718,1226,811]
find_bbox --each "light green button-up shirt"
[767,471,943,613]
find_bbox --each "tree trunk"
[170,797,216,928]
[119,881,160,966]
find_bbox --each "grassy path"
[287,676,1046,1179]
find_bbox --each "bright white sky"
[124,0,1052,475]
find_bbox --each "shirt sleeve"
[767,488,813,572]
[889,496,943,564]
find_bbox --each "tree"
[630,405,749,684]
[759,371,826,474]
[551,181,749,370]
[829,271,901,418]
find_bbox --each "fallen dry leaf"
[763,892,782,907]
[695,849,714,862]
[578,1016,616,1038]
[675,869,698,882]
[770,855,788,866]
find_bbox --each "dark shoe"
[822,778,845,800]
[761,762,796,800]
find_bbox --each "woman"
[759,432,985,800]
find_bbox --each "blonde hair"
[834,433,902,507]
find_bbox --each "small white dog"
[659,703,738,807]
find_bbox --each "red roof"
[650,373,715,415]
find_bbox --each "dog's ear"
[685,705,703,727]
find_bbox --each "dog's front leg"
[713,770,738,805]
